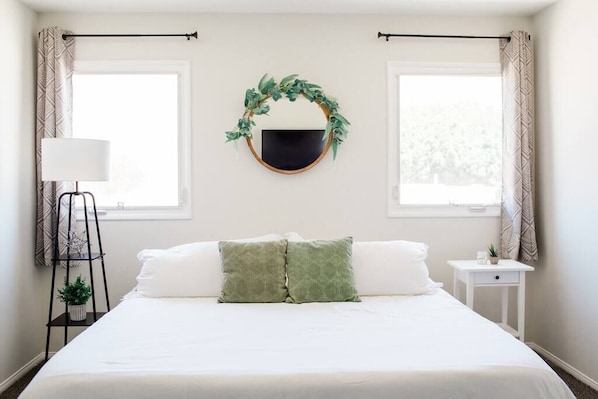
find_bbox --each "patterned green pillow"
[286,237,360,304]
[218,239,288,303]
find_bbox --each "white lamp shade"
[41,138,110,182]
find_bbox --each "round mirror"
[247,96,331,174]
[224,74,350,174]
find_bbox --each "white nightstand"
[447,259,534,341]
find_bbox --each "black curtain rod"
[378,32,512,42]
[61,31,198,40]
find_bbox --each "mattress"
[20,289,574,399]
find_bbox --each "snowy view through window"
[399,75,502,206]
[73,73,179,209]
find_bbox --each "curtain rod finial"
[377,32,390,41]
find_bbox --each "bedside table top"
[447,259,535,272]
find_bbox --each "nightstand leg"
[501,286,509,326]
[466,280,474,309]
[453,271,460,301]
[518,272,526,341]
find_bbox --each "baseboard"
[527,342,598,391]
[0,352,46,394]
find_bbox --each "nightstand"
[447,259,534,341]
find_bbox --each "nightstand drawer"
[474,271,519,284]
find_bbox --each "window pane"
[73,74,179,208]
[399,75,502,205]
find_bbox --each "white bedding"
[21,289,574,399]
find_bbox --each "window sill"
[75,208,191,221]
[388,204,500,218]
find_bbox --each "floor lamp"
[41,138,111,360]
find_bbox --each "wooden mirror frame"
[225,74,350,174]
[245,96,332,175]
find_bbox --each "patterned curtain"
[499,31,538,261]
[35,27,75,266]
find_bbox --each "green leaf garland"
[225,74,350,160]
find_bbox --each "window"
[387,62,502,217]
[72,61,191,220]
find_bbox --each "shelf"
[54,252,104,261]
[47,312,106,327]
[45,198,111,361]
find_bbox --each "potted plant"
[488,244,500,264]
[57,275,92,321]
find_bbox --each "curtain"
[35,27,75,266]
[499,31,538,261]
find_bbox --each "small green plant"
[57,275,92,305]
[488,244,499,258]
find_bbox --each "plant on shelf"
[488,244,499,264]
[57,275,92,321]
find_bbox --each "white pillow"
[137,248,168,264]
[352,240,431,296]
[284,232,305,242]
[134,234,283,298]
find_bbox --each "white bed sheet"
[20,289,574,399]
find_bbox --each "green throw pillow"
[286,237,360,304]
[218,239,288,303]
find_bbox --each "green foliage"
[225,74,350,159]
[244,88,264,110]
[488,244,499,257]
[57,275,92,305]
[252,103,270,116]
[279,74,298,88]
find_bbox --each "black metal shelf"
[45,190,110,361]
[54,252,104,261]
[47,312,106,327]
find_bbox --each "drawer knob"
[495,275,500,280]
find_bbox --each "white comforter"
[21,290,574,399]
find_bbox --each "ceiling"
[20,0,557,16]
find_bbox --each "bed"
[20,236,575,399]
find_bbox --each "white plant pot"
[69,304,87,321]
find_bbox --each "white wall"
[533,0,598,382]
[37,12,531,347]
[0,0,45,388]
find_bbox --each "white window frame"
[387,61,502,218]
[73,60,192,220]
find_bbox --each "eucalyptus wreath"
[225,74,350,159]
